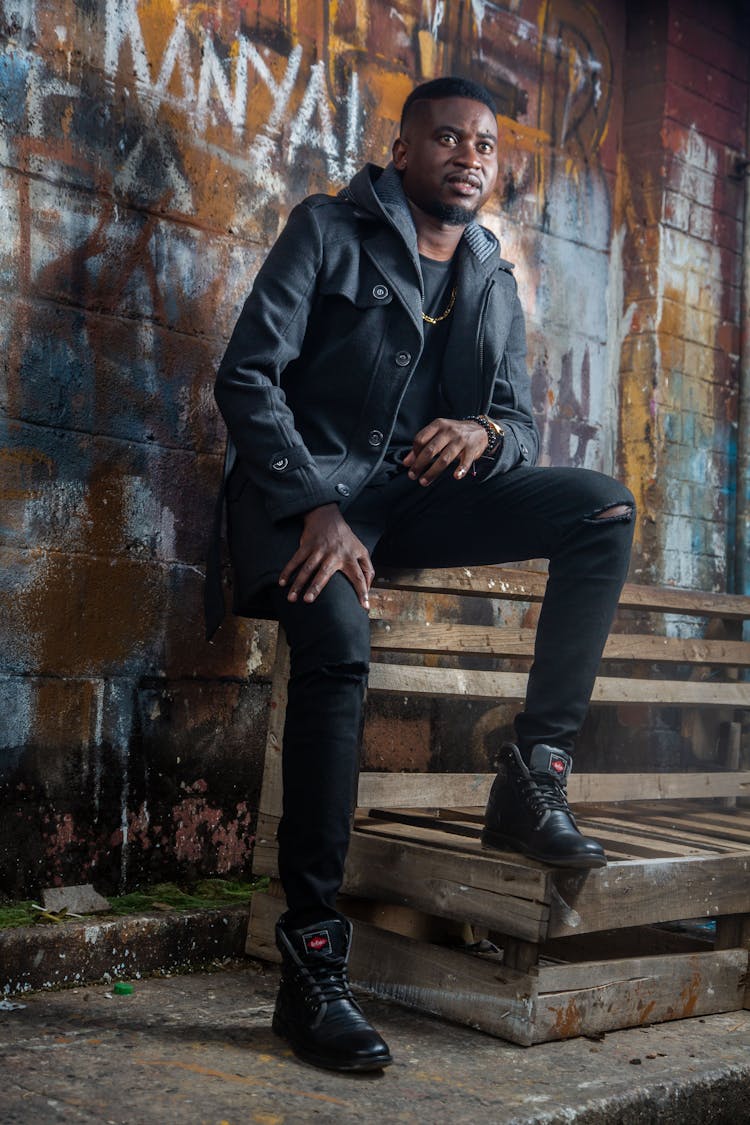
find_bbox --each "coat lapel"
[362,229,424,339]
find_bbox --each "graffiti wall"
[0,0,746,892]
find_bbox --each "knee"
[583,479,635,525]
[287,573,372,678]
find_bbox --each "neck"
[407,201,466,261]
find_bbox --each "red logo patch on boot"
[303,930,332,955]
[548,753,568,777]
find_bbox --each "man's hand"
[278,504,374,609]
[402,418,489,486]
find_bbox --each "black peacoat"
[207,163,539,635]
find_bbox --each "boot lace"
[292,959,358,1014]
[523,771,574,822]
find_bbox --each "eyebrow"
[432,123,497,142]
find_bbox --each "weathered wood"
[246,889,748,1045]
[503,937,541,973]
[251,629,288,880]
[531,949,747,1042]
[368,662,750,706]
[355,770,750,809]
[369,620,750,666]
[549,854,750,939]
[715,914,750,951]
[589,810,750,850]
[723,722,743,809]
[573,814,750,855]
[375,566,750,619]
[250,562,750,1043]
[343,828,551,943]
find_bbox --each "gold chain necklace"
[422,284,457,325]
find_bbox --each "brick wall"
[619,0,748,595]
[0,0,746,895]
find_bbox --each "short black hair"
[400,77,497,132]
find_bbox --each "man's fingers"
[287,552,324,601]
[413,441,462,484]
[343,559,372,609]
[278,548,307,587]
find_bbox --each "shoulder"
[289,192,376,251]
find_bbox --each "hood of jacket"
[339,163,508,282]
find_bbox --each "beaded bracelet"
[463,414,505,456]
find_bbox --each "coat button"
[335,482,350,497]
[368,430,384,447]
[395,351,411,367]
[372,284,389,300]
[271,457,288,471]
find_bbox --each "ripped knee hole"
[586,502,634,524]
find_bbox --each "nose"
[452,140,482,167]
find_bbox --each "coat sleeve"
[214,201,342,522]
[476,279,540,479]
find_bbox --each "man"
[210,77,635,1072]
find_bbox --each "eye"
[477,141,495,154]
[438,132,458,145]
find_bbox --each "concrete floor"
[2,962,750,1124]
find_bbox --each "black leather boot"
[482,743,606,868]
[272,915,392,1072]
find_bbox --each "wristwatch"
[464,414,506,456]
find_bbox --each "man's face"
[392,96,499,225]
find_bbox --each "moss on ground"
[0,878,268,930]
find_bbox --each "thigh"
[267,571,372,679]
[374,465,632,568]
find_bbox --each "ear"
[392,137,408,170]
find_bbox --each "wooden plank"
[532,949,747,1042]
[584,804,750,845]
[246,885,541,1046]
[355,771,750,809]
[603,812,750,850]
[363,806,712,859]
[374,566,750,620]
[343,829,551,942]
[368,662,750,706]
[576,814,749,855]
[548,854,750,939]
[572,821,720,859]
[251,630,287,879]
[369,620,750,666]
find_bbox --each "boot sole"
[272,1014,392,1072]
[481,828,607,869]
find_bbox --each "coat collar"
[341,163,507,275]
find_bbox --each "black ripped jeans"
[268,465,635,925]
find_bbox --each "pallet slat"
[368,662,750,706]
[355,770,750,808]
[375,566,750,619]
[369,619,750,666]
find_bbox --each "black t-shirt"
[377,254,455,478]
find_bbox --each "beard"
[423,198,479,226]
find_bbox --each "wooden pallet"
[247,566,750,1044]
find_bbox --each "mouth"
[446,173,482,196]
